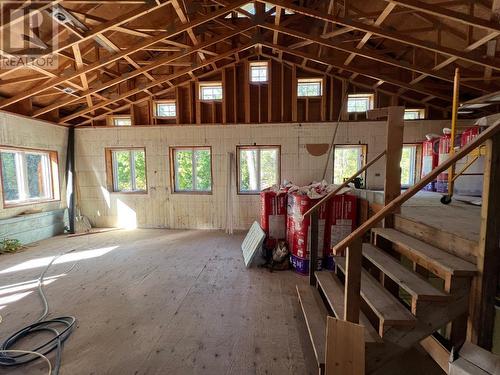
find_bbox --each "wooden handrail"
[303,150,387,218]
[332,119,500,255]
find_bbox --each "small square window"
[155,101,176,118]
[250,61,268,83]
[199,83,223,101]
[404,108,425,120]
[106,148,147,193]
[171,147,212,193]
[347,94,374,113]
[112,116,132,126]
[297,78,322,97]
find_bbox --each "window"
[404,108,425,120]
[333,145,367,185]
[297,78,322,97]
[250,61,268,83]
[400,144,419,187]
[237,146,280,194]
[155,101,176,118]
[107,148,147,193]
[199,82,223,101]
[171,147,212,193]
[0,148,58,206]
[347,94,374,113]
[108,116,132,126]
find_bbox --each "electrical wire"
[0,249,77,375]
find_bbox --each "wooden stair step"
[372,227,476,279]
[362,243,449,309]
[334,257,417,335]
[315,271,382,343]
[296,284,327,369]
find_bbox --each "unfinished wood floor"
[0,229,444,375]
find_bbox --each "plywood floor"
[0,229,443,375]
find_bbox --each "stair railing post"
[309,210,319,286]
[343,237,363,324]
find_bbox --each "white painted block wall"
[75,120,467,230]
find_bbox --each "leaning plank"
[296,285,327,369]
[325,317,365,375]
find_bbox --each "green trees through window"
[173,147,212,192]
[400,145,417,187]
[238,146,279,193]
[333,145,366,185]
[112,149,146,192]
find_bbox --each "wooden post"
[383,106,404,227]
[310,211,319,286]
[343,237,363,323]
[468,132,500,350]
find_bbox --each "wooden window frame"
[107,115,132,127]
[0,145,60,208]
[347,93,375,113]
[401,143,423,188]
[297,78,323,98]
[249,61,269,84]
[154,100,177,119]
[105,147,148,194]
[332,144,368,186]
[236,145,281,195]
[198,81,223,102]
[169,146,213,195]
[404,108,426,120]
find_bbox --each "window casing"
[199,83,223,101]
[400,144,420,187]
[0,148,58,206]
[237,146,280,194]
[250,61,268,83]
[347,94,374,113]
[333,145,367,185]
[171,147,212,193]
[112,116,132,126]
[155,101,177,118]
[297,78,322,97]
[404,109,425,120]
[107,148,147,193]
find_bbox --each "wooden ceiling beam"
[34,26,253,118]
[260,0,500,71]
[0,0,251,110]
[59,43,255,124]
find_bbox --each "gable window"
[106,148,147,193]
[250,61,268,83]
[333,145,367,186]
[155,101,176,118]
[171,147,212,193]
[199,82,223,101]
[400,144,420,187]
[404,108,425,120]
[237,146,280,194]
[297,78,322,97]
[111,116,132,126]
[0,147,59,206]
[347,94,374,113]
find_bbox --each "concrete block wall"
[0,111,69,243]
[75,119,467,230]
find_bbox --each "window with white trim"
[171,147,212,193]
[112,116,132,126]
[109,149,147,192]
[199,83,223,101]
[297,78,322,97]
[347,93,374,113]
[237,146,280,194]
[250,61,268,83]
[400,144,418,187]
[404,108,425,120]
[0,148,56,206]
[155,101,176,118]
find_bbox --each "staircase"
[297,218,477,374]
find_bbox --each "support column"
[66,127,76,234]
